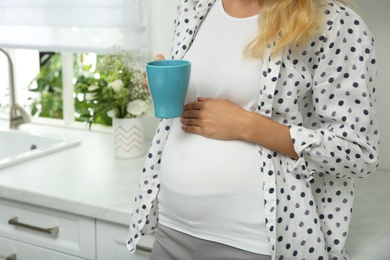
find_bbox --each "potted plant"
[75,46,153,158]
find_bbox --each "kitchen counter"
[0,122,389,259]
[0,123,148,226]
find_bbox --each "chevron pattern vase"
[113,118,145,158]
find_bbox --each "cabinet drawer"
[0,236,84,260]
[96,220,155,260]
[0,198,95,259]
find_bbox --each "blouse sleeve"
[288,7,380,180]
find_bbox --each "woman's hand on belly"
[181,97,298,159]
[181,97,251,140]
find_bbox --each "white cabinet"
[0,198,155,260]
[96,220,154,260]
[0,236,83,260]
[0,198,95,259]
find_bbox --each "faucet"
[0,47,30,129]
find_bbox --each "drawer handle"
[8,217,59,236]
[6,254,17,260]
[137,244,152,254]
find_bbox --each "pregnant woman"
[127,0,380,259]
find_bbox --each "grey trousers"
[150,224,272,260]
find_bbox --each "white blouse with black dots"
[127,1,380,259]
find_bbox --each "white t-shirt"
[158,0,271,255]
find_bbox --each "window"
[0,0,148,129]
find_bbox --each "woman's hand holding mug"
[142,54,165,93]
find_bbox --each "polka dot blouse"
[127,0,380,259]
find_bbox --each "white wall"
[353,0,390,170]
[148,0,390,170]
[147,0,178,58]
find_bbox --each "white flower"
[88,84,99,91]
[108,79,124,92]
[106,109,116,118]
[85,93,96,101]
[85,84,99,100]
[127,99,149,116]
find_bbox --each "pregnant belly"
[159,119,262,195]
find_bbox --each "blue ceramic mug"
[146,60,191,118]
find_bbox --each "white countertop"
[0,123,148,226]
[0,122,389,259]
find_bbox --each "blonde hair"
[244,0,350,58]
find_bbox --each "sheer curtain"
[0,0,148,53]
